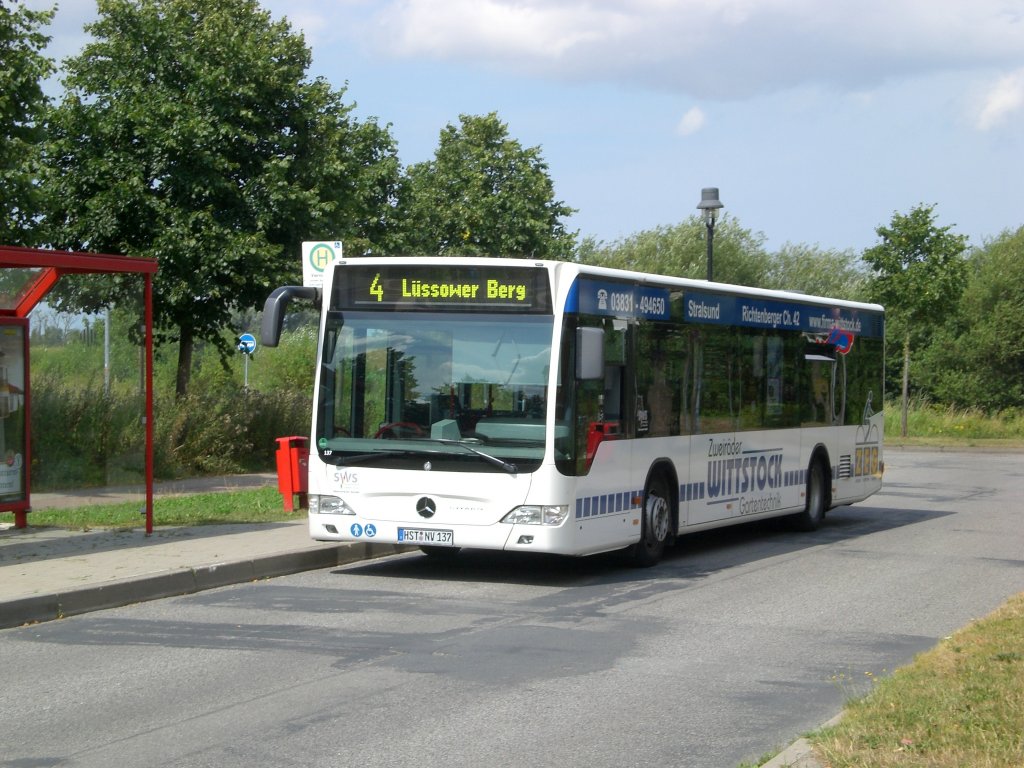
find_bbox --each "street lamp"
[697,187,724,282]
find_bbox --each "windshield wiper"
[335,448,439,465]
[432,439,518,475]
[329,442,518,474]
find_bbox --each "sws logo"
[332,470,359,487]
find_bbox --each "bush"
[31,374,148,489]
[29,327,314,490]
[157,388,309,476]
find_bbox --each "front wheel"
[631,474,673,567]
[790,459,827,531]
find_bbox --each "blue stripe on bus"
[575,490,642,519]
[783,469,807,487]
[680,482,705,502]
[576,466,819,520]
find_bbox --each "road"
[2,450,1022,768]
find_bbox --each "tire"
[791,459,827,531]
[631,473,673,567]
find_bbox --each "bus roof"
[329,255,884,314]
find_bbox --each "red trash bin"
[275,436,309,511]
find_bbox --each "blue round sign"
[237,333,256,354]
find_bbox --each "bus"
[261,257,884,566]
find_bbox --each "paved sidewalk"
[0,474,405,630]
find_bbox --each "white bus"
[262,257,884,566]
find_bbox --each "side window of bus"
[561,317,626,475]
[602,320,627,425]
[734,330,801,431]
[697,327,740,433]
[636,323,688,437]
[552,319,593,475]
[802,354,835,426]
[845,337,885,425]
[737,330,764,431]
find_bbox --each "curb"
[1,541,408,629]
[760,738,822,768]
[760,714,842,768]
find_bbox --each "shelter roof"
[0,246,157,318]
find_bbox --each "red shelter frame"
[0,246,158,533]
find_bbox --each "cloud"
[26,0,1024,108]
[676,107,706,136]
[21,0,97,64]
[370,0,630,61]
[975,69,1024,130]
[358,0,1024,100]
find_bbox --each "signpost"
[237,332,256,387]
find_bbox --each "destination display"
[335,265,552,313]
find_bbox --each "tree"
[577,215,771,287]
[862,204,968,435]
[919,227,1024,411]
[764,243,867,300]
[42,0,400,396]
[0,0,54,245]
[396,113,576,259]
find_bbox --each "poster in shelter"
[0,323,26,501]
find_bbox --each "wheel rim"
[646,492,670,543]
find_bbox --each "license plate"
[397,528,455,545]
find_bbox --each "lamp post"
[697,187,724,281]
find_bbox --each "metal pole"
[103,307,110,396]
[706,219,715,282]
[145,274,154,536]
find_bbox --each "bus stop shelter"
[0,246,158,533]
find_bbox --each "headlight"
[309,494,355,515]
[501,505,569,526]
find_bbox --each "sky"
[22,0,1024,254]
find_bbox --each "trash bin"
[275,436,309,511]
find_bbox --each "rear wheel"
[791,459,827,531]
[632,473,673,567]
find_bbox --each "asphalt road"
[2,450,1022,768]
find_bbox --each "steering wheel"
[373,421,426,439]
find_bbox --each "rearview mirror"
[576,327,604,380]
[261,285,320,347]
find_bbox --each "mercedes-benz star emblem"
[416,497,437,519]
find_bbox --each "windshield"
[316,311,555,473]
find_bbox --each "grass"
[809,593,1024,767]
[885,401,1024,448]
[27,487,298,530]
